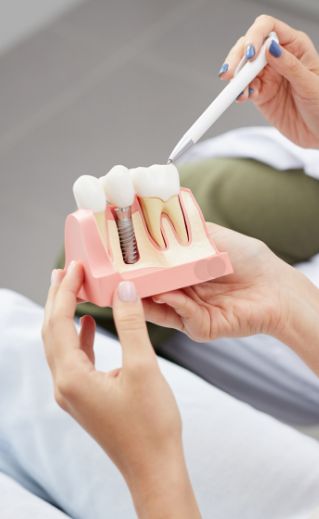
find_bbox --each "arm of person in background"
[42,263,201,519]
[144,223,319,376]
[219,15,319,148]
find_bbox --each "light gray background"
[1,0,319,305]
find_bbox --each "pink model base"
[64,189,233,307]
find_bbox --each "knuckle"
[45,313,61,335]
[255,14,271,25]
[287,54,300,74]
[117,311,145,331]
[256,239,273,259]
[54,388,68,410]
[297,30,308,42]
[297,30,313,49]
[55,372,78,400]
[129,357,157,378]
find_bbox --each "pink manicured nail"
[51,269,60,286]
[118,281,137,302]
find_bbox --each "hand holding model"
[145,223,319,375]
[219,15,319,148]
[42,263,200,519]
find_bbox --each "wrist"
[124,445,201,519]
[274,266,319,374]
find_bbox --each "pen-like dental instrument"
[168,32,279,163]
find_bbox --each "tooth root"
[139,197,166,248]
[163,195,188,245]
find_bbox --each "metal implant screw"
[114,207,139,264]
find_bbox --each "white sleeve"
[180,126,319,180]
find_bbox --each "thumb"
[266,39,316,95]
[112,281,156,368]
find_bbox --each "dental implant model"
[131,163,188,249]
[65,163,233,307]
[72,175,107,247]
[100,165,139,264]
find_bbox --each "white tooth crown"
[100,165,135,208]
[73,175,106,213]
[131,164,180,201]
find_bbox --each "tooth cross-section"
[131,164,189,248]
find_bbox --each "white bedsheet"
[0,473,69,519]
[0,289,319,519]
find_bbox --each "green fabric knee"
[179,158,319,264]
[56,157,319,346]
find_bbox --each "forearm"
[275,267,319,375]
[125,447,201,519]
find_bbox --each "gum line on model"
[65,163,233,307]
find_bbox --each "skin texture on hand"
[144,223,319,375]
[144,223,288,341]
[220,15,319,148]
[42,264,201,519]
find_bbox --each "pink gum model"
[64,188,233,307]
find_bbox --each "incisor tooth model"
[73,175,107,248]
[100,165,139,264]
[131,164,188,248]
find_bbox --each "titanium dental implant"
[99,165,139,264]
[114,206,139,264]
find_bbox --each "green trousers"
[57,158,319,346]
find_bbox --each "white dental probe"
[168,32,279,163]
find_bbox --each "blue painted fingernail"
[269,40,282,58]
[218,63,229,76]
[249,87,254,96]
[246,44,256,60]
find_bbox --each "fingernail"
[51,269,60,286]
[118,281,137,302]
[218,63,229,76]
[249,87,254,96]
[269,39,282,58]
[67,260,77,274]
[245,44,255,60]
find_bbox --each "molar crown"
[131,163,180,201]
[99,165,135,208]
[73,175,106,213]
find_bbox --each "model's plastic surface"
[64,188,233,307]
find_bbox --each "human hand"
[42,262,200,519]
[145,223,319,374]
[144,223,295,343]
[219,15,319,148]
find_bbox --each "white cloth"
[0,473,69,519]
[180,126,319,179]
[0,289,319,519]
